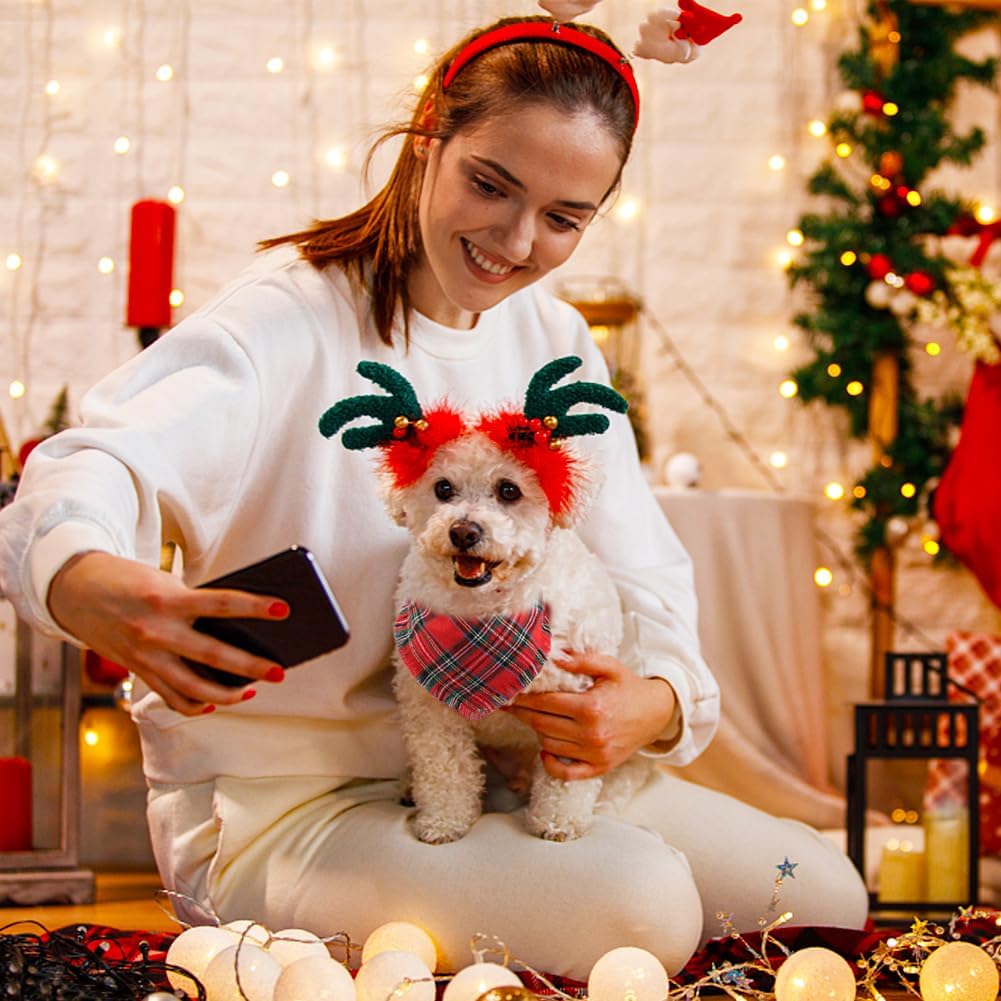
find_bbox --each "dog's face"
[387,433,555,594]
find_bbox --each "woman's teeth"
[463,239,514,276]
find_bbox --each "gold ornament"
[542,416,559,430]
[394,415,409,428]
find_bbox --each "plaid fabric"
[924,630,1001,854]
[394,600,551,721]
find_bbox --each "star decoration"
[776,857,799,880]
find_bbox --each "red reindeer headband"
[319,356,628,519]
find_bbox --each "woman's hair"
[259,16,636,346]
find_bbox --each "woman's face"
[409,102,623,329]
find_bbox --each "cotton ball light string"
[773,947,856,1001]
[165,924,245,993]
[273,953,358,1001]
[919,941,999,1001]
[354,949,436,1001]
[267,927,332,967]
[362,921,438,971]
[442,962,523,1001]
[202,941,283,1001]
[587,946,669,1001]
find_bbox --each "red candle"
[126,199,176,332]
[0,756,32,851]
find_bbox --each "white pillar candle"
[877,837,925,902]
[925,807,970,902]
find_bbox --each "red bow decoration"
[948,213,1001,268]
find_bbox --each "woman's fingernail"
[268,601,290,619]
[241,689,257,701]
[201,704,216,714]
[265,665,285,683]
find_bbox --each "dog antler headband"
[319,356,627,517]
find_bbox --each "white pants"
[147,769,868,981]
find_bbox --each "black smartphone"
[186,546,350,687]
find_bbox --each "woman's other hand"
[48,551,288,715]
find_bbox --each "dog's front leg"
[524,764,603,842]
[394,668,485,844]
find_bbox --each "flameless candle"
[0,756,32,851]
[877,837,925,903]
[126,199,176,347]
[925,807,969,902]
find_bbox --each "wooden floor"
[0,869,178,934]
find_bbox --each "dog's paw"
[411,812,476,845]
[524,811,591,842]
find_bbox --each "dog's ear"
[377,477,409,527]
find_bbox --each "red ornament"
[862,90,885,115]
[879,151,904,178]
[867,253,893,280]
[126,200,176,332]
[17,438,42,468]
[905,271,935,296]
[877,194,902,217]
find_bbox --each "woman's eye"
[549,213,581,232]
[496,480,522,503]
[434,479,455,501]
[473,176,500,197]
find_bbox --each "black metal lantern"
[846,651,980,917]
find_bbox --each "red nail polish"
[201,704,216,714]
[265,665,285,683]
[241,689,257,701]
[268,601,290,619]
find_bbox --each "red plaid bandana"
[393,600,552,720]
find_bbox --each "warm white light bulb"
[272,169,291,188]
[97,256,115,274]
[267,56,285,73]
[769,451,788,469]
[919,941,999,1001]
[774,947,855,1001]
[773,334,791,351]
[814,567,834,588]
[786,229,805,247]
[811,0,827,10]
[8,380,26,400]
[318,46,337,68]
[975,203,997,225]
[156,63,174,82]
[167,185,185,204]
[5,253,22,271]
[769,154,786,172]
[84,727,99,746]
[808,119,827,137]
[779,379,799,399]
[103,26,122,48]
[413,73,430,93]
[414,38,431,56]
[824,482,845,501]
[113,135,131,154]
[588,947,669,1001]
[776,248,794,269]
[33,154,60,183]
[44,79,60,96]
[325,146,347,170]
[791,8,809,26]
[169,289,184,307]
[614,197,640,223]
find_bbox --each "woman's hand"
[504,651,677,781]
[48,551,288,716]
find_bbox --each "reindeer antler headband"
[319,356,628,518]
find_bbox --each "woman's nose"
[494,211,534,263]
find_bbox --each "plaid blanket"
[394,600,551,720]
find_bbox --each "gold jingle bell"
[475,988,540,1001]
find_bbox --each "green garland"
[788,0,998,562]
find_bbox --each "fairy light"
[840,251,856,266]
[266,56,285,74]
[924,538,941,556]
[97,256,115,275]
[167,185,185,205]
[775,248,794,269]
[103,25,122,48]
[614,197,641,223]
[44,79,60,96]
[156,63,174,82]
[853,485,867,499]
[827,363,842,376]
[883,101,899,117]
[169,289,184,307]
[811,0,827,8]
[325,146,347,170]
[786,229,805,247]
[414,38,431,56]
[926,342,942,356]
[83,725,99,747]
[906,190,922,206]
[5,253,22,271]
[975,203,997,225]
[886,272,905,288]
[413,73,430,93]
[835,142,853,158]
[768,154,786,172]
[8,381,26,400]
[769,451,789,469]
[807,119,827,137]
[824,482,845,500]
[113,135,131,154]
[791,8,809,26]
[33,154,60,184]
[900,482,917,498]
[779,379,798,399]
[271,169,291,188]
[814,567,834,587]
[773,334,791,351]
[317,46,337,69]
[846,380,864,396]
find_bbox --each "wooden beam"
[909,0,1001,9]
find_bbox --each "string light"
[413,73,430,93]
[853,485,867,499]
[769,451,789,468]
[779,379,799,399]
[614,197,641,223]
[824,482,845,500]
[155,63,174,82]
[169,289,184,307]
[926,342,942,356]
[840,251,856,266]
[906,190,922,206]
[32,153,60,183]
[775,248,794,269]
[413,38,431,56]
[835,142,852,158]
[5,253,22,271]
[786,229,804,247]
[44,79,60,96]
[97,257,115,274]
[811,0,827,9]
[846,380,864,396]
[814,567,834,587]
[167,185,185,204]
[975,203,997,225]
[791,8,809,26]
[83,725,99,747]
[325,145,347,170]
[8,381,26,400]
[883,101,899,116]
[317,46,337,69]
[113,135,130,154]
[924,538,941,556]
[266,56,284,74]
[900,482,916,498]
[827,363,842,376]
[807,119,827,137]
[768,154,786,171]
[271,169,291,188]
[773,334,791,351]
[102,25,122,47]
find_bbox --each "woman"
[0,15,867,979]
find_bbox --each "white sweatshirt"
[0,249,719,786]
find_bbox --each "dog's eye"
[496,479,522,503]
[434,479,455,501]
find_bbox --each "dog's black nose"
[449,520,483,551]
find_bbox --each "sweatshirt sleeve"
[567,326,720,767]
[0,315,263,641]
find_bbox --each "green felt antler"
[523,356,628,439]
[319,361,425,450]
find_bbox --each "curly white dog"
[321,356,652,844]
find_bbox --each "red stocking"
[934,361,1001,609]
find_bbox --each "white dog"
[321,357,652,843]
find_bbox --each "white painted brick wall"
[1,3,999,858]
